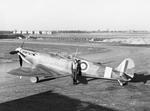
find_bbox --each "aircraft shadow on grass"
[131,71,150,84]
[0,91,117,111]
[77,76,104,85]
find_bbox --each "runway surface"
[0,40,150,111]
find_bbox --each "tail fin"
[116,58,135,78]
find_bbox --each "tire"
[30,77,39,83]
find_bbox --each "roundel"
[80,61,88,71]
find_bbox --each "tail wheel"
[118,80,127,86]
[30,77,39,83]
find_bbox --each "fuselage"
[16,47,73,74]
[15,47,104,77]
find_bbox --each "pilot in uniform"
[71,59,78,84]
[76,60,82,76]
[71,59,82,85]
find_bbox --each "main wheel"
[30,77,39,83]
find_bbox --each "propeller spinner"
[9,50,19,55]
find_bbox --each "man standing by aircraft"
[71,59,82,85]
[77,60,82,76]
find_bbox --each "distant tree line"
[52,30,90,34]
[51,30,150,34]
[0,34,25,39]
[0,31,13,34]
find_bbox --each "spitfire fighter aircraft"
[8,46,135,86]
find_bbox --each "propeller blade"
[19,55,23,67]
[9,51,19,55]
[21,41,25,48]
[21,40,25,48]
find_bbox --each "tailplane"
[116,58,135,79]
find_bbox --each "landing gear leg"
[30,77,39,83]
[118,80,127,86]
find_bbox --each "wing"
[8,64,71,78]
[82,73,117,80]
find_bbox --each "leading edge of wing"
[7,64,70,77]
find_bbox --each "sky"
[1,0,150,31]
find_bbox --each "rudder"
[116,58,135,78]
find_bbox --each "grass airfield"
[0,39,150,111]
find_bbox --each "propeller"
[9,41,25,67]
[10,50,23,67]
[21,41,25,48]
[19,55,23,67]
[9,40,26,67]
